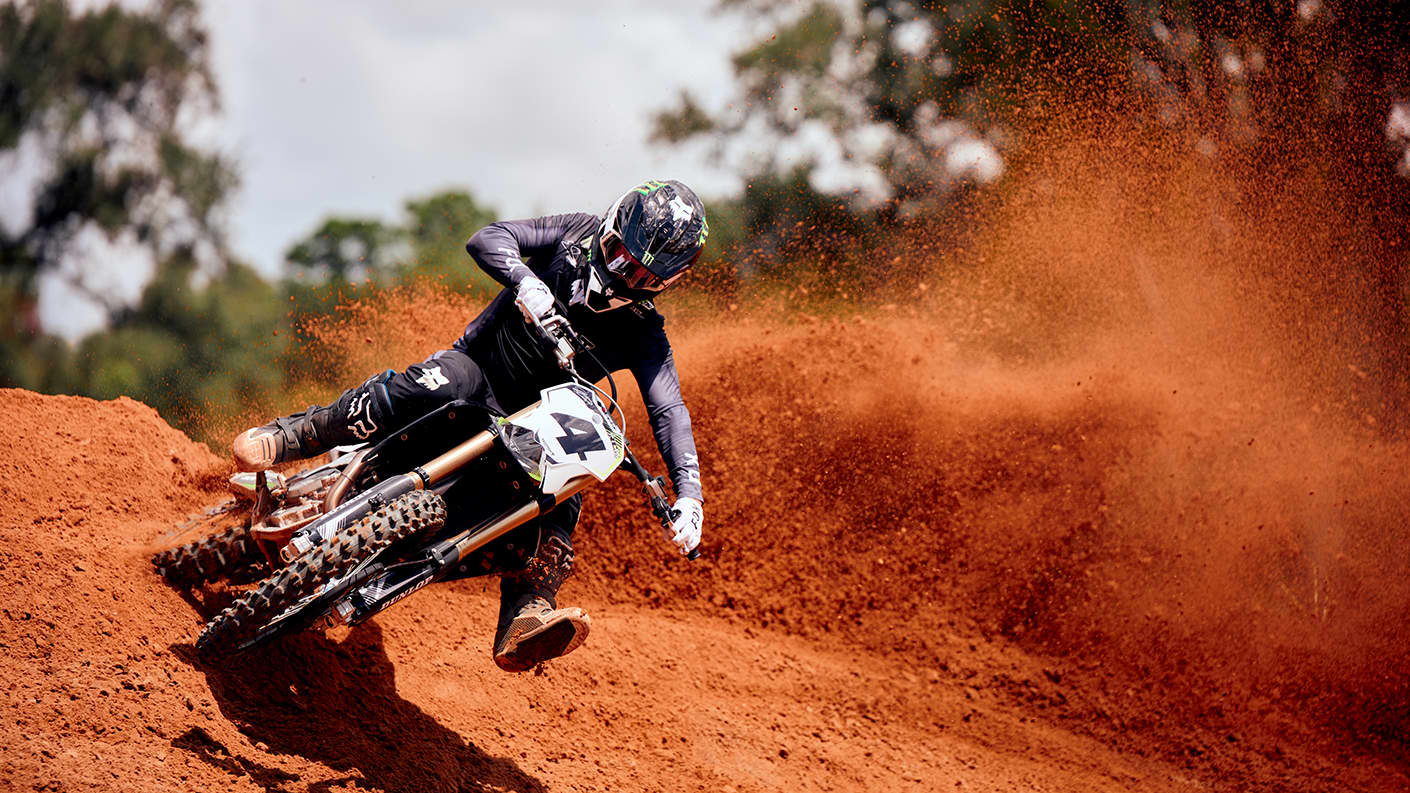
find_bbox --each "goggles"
[600,230,687,294]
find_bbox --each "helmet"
[586,179,708,312]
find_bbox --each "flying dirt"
[5,136,1410,791]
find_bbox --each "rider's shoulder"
[552,212,600,239]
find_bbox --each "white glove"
[664,497,702,555]
[515,275,556,319]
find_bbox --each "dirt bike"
[155,300,695,658]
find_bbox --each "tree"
[69,251,290,441]
[660,1,1410,408]
[656,1,1408,210]
[401,189,498,291]
[283,189,501,291]
[284,217,400,284]
[0,0,235,317]
[653,1,1071,214]
[0,0,236,391]
[277,188,503,389]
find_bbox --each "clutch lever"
[515,297,579,372]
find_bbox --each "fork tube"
[420,403,538,486]
[447,474,598,563]
[419,430,496,486]
[452,501,542,562]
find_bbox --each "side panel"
[360,400,491,484]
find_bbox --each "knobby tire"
[195,490,447,659]
[152,516,261,588]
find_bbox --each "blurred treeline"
[3,0,1409,441]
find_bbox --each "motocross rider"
[231,179,707,672]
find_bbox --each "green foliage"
[67,254,290,435]
[653,0,1132,212]
[663,0,1408,195]
[659,1,1409,293]
[736,168,866,278]
[285,217,401,284]
[401,189,499,292]
[269,188,503,406]
[0,291,74,392]
[283,188,501,293]
[283,189,502,290]
[731,2,843,97]
[10,182,508,443]
[0,0,244,439]
[660,0,1410,417]
[651,90,715,143]
[0,0,233,307]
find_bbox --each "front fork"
[321,471,591,629]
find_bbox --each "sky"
[33,1,754,337]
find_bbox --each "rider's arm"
[631,323,704,504]
[465,213,598,288]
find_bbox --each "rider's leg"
[493,495,591,672]
[232,371,395,470]
[233,349,493,470]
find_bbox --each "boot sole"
[495,612,590,672]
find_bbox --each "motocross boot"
[492,535,590,672]
[232,372,396,471]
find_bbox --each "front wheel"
[195,490,447,658]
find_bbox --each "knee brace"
[312,370,397,447]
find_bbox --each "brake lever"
[643,475,701,561]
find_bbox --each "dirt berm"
[3,308,1409,792]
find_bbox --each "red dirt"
[3,306,1409,791]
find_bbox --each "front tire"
[195,490,446,658]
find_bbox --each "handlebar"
[515,296,700,561]
[516,298,583,373]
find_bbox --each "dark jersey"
[458,214,703,503]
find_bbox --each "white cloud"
[203,1,747,277]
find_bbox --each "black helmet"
[586,179,708,312]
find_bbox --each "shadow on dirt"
[170,726,300,792]
[172,623,545,793]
